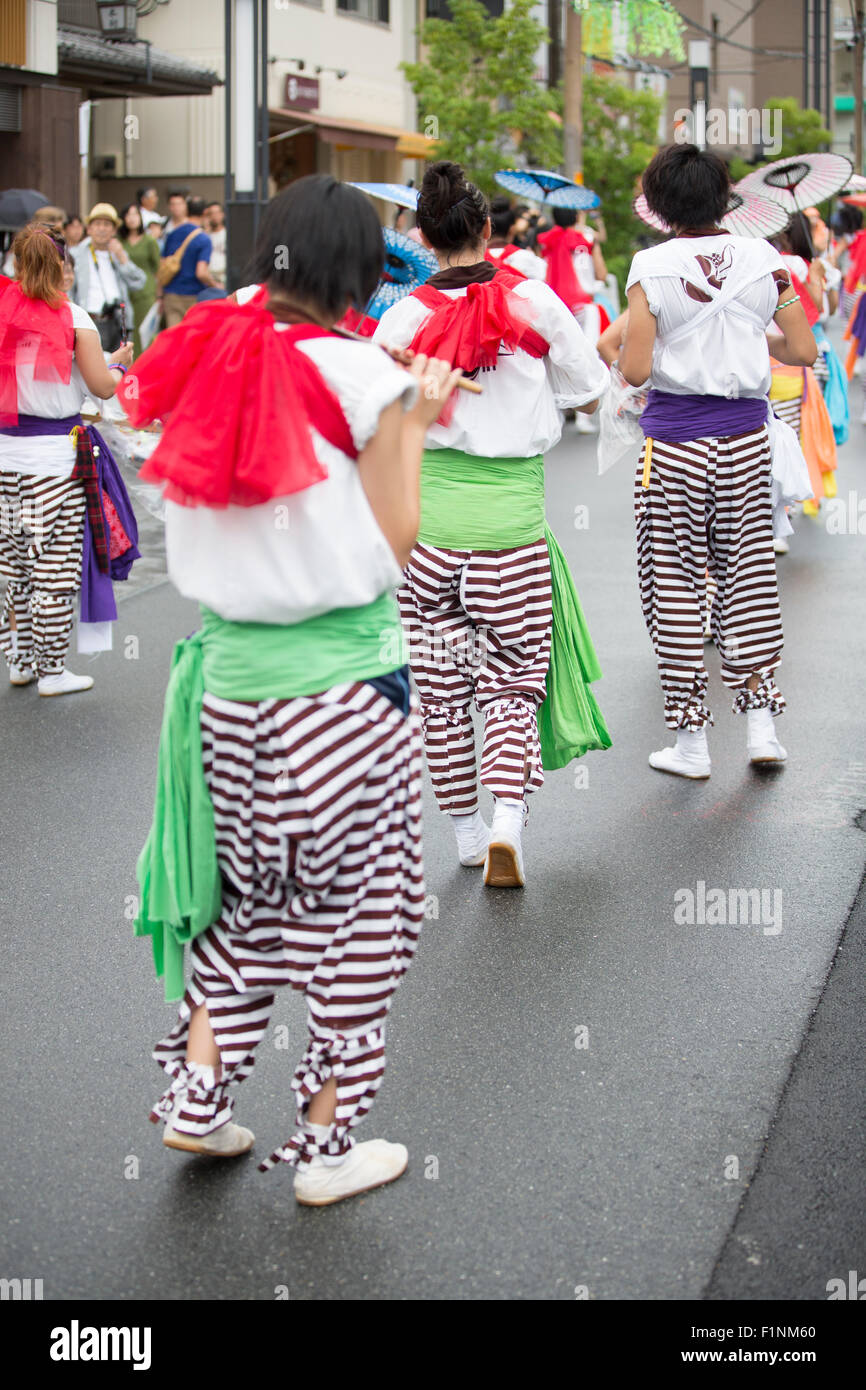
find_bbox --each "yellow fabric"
[641,436,653,488]
[769,372,803,403]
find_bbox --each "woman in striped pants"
[613,144,817,778]
[127,178,460,1205]
[374,162,610,887]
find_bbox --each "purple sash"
[1,413,140,623]
[640,390,768,444]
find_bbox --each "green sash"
[418,448,611,772]
[135,592,405,1001]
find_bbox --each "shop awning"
[271,107,438,157]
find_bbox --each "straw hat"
[86,202,121,227]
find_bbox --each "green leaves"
[402,0,561,193]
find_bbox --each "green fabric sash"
[417,447,611,772]
[134,593,405,1001]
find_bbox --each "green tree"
[402,0,562,193]
[728,99,833,182]
[582,72,662,288]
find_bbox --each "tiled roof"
[58,25,220,92]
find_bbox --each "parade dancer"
[768,219,839,520]
[374,161,610,889]
[537,205,609,348]
[613,145,816,776]
[0,226,136,695]
[485,196,546,280]
[125,177,460,1205]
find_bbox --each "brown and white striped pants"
[398,539,553,813]
[635,426,785,731]
[149,681,425,1171]
[0,471,86,677]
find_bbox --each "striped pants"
[398,540,552,813]
[149,682,425,1171]
[635,427,784,731]
[0,471,86,677]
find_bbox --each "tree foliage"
[582,72,662,287]
[402,0,562,194]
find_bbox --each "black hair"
[204,201,224,212]
[784,213,815,262]
[552,206,578,228]
[642,143,730,231]
[831,203,863,236]
[187,196,207,218]
[117,203,144,239]
[64,213,83,228]
[136,187,157,203]
[489,195,517,239]
[168,188,189,201]
[248,175,384,318]
[416,160,488,253]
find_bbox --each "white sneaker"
[576,412,597,434]
[9,664,36,686]
[163,1118,255,1157]
[772,537,790,555]
[294,1139,408,1207]
[649,729,711,779]
[484,797,526,888]
[747,708,787,764]
[38,669,94,697]
[452,809,491,867]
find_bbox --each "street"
[1,347,864,1302]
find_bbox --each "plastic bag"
[597,364,646,475]
[765,404,812,538]
[138,301,161,352]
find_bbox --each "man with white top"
[70,204,146,352]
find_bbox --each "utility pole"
[548,0,562,90]
[856,1,865,175]
[563,2,583,180]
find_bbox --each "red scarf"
[120,297,356,508]
[536,226,594,311]
[0,277,75,425]
[789,269,820,327]
[410,268,548,372]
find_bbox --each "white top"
[0,301,102,477]
[373,276,608,457]
[208,226,227,284]
[627,235,786,398]
[487,244,547,281]
[164,333,417,625]
[82,246,121,314]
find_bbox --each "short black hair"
[204,201,223,212]
[137,187,157,203]
[168,188,189,201]
[417,160,488,253]
[187,196,207,218]
[642,143,730,231]
[249,175,384,318]
[781,212,815,261]
[552,207,578,228]
[489,195,517,239]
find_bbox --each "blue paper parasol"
[364,226,438,322]
[350,182,419,210]
[494,168,600,210]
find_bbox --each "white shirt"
[373,275,607,457]
[627,235,786,398]
[486,245,547,281]
[83,246,122,314]
[208,226,227,285]
[0,301,102,477]
[164,333,417,625]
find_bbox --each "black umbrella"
[0,188,50,231]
